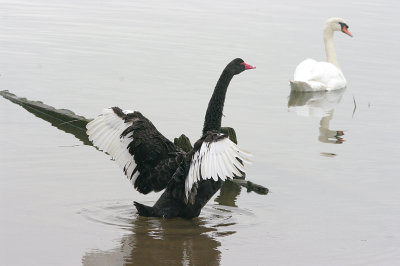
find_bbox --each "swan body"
[291,59,346,92]
[86,58,255,219]
[291,17,352,92]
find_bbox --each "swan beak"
[241,62,256,70]
[342,27,353,37]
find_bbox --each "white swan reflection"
[288,88,346,144]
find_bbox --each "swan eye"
[339,22,349,29]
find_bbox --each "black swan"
[86,58,255,218]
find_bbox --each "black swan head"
[225,58,256,76]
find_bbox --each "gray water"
[1,0,400,265]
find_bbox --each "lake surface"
[1,0,400,265]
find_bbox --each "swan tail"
[290,81,312,92]
[290,80,326,92]
[133,201,156,217]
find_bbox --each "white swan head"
[325,17,352,37]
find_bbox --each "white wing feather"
[185,135,253,200]
[86,108,140,183]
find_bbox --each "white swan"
[290,17,353,92]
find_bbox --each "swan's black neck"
[202,69,233,135]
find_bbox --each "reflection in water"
[82,217,221,266]
[319,110,345,144]
[215,180,242,207]
[81,183,244,265]
[80,197,245,265]
[288,88,346,144]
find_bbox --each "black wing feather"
[114,107,186,193]
[89,107,185,194]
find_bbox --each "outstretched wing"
[86,107,184,194]
[184,132,252,201]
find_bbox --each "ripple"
[78,199,255,234]
[78,200,138,230]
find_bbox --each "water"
[1,0,400,265]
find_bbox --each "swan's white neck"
[323,27,339,68]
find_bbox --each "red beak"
[241,62,256,70]
[342,27,353,37]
